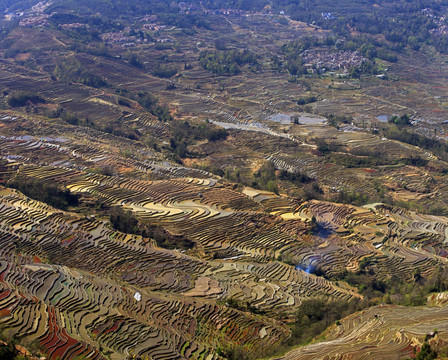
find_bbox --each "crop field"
[2,113,448,358]
[279,304,448,360]
[3,0,448,359]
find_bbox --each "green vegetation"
[124,51,143,68]
[328,264,448,307]
[328,153,395,168]
[252,162,279,194]
[115,89,172,123]
[152,64,178,78]
[216,344,250,360]
[199,49,258,75]
[221,161,324,200]
[326,114,352,128]
[281,40,310,75]
[314,138,331,154]
[289,298,367,346]
[53,58,107,88]
[335,189,371,207]
[222,161,279,194]
[415,342,438,360]
[137,92,172,122]
[348,60,380,78]
[278,169,312,185]
[0,339,17,360]
[297,96,318,106]
[46,106,139,139]
[7,91,45,108]
[275,0,448,54]
[168,120,229,159]
[109,207,194,249]
[327,151,428,169]
[226,297,266,315]
[381,123,448,162]
[8,176,79,210]
[388,114,411,126]
[47,107,94,127]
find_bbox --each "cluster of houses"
[101,29,158,47]
[59,23,86,30]
[302,49,366,73]
[140,15,166,31]
[7,0,291,35]
[16,1,51,27]
[30,1,51,14]
[101,31,139,46]
[178,2,287,17]
[321,12,335,20]
[19,15,49,27]
[422,8,448,37]
[141,23,166,31]
[98,14,173,47]
[140,15,157,22]
[204,8,250,16]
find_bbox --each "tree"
[0,339,17,360]
[7,92,44,107]
[416,342,437,360]
[53,58,107,88]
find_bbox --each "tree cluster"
[115,89,172,122]
[169,120,229,159]
[8,176,79,210]
[199,49,258,75]
[109,207,194,249]
[288,298,366,346]
[7,91,45,108]
[152,64,178,78]
[381,123,448,162]
[53,58,107,88]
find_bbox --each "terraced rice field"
[278,304,448,360]
[4,4,448,358]
[2,113,448,358]
[2,49,448,358]
[0,188,290,359]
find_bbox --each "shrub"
[7,91,45,107]
[153,64,178,78]
[9,176,79,210]
[109,207,194,249]
[53,58,107,88]
[199,49,258,75]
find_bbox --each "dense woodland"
[4,0,448,54]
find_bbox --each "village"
[302,49,367,74]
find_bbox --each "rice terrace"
[3,0,448,359]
